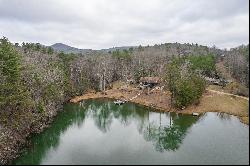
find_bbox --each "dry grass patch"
[70,82,249,125]
[183,91,249,118]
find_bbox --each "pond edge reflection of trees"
[13,99,200,165]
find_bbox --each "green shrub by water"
[165,57,207,109]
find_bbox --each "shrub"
[174,74,206,108]
[166,57,206,109]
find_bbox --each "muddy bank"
[70,86,249,125]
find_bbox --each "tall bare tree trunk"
[103,69,106,92]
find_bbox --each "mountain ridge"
[50,43,137,54]
[51,43,92,54]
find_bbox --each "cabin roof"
[139,77,162,84]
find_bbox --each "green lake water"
[12,99,249,165]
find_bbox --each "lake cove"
[12,99,249,165]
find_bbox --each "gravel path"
[207,89,249,101]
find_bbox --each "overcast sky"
[0,0,249,49]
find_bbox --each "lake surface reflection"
[13,99,249,165]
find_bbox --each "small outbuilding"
[139,77,162,88]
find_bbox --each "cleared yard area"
[71,81,249,125]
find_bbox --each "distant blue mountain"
[51,43,92,54]
[51,43,136,54]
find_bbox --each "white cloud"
[0,0,248,49]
